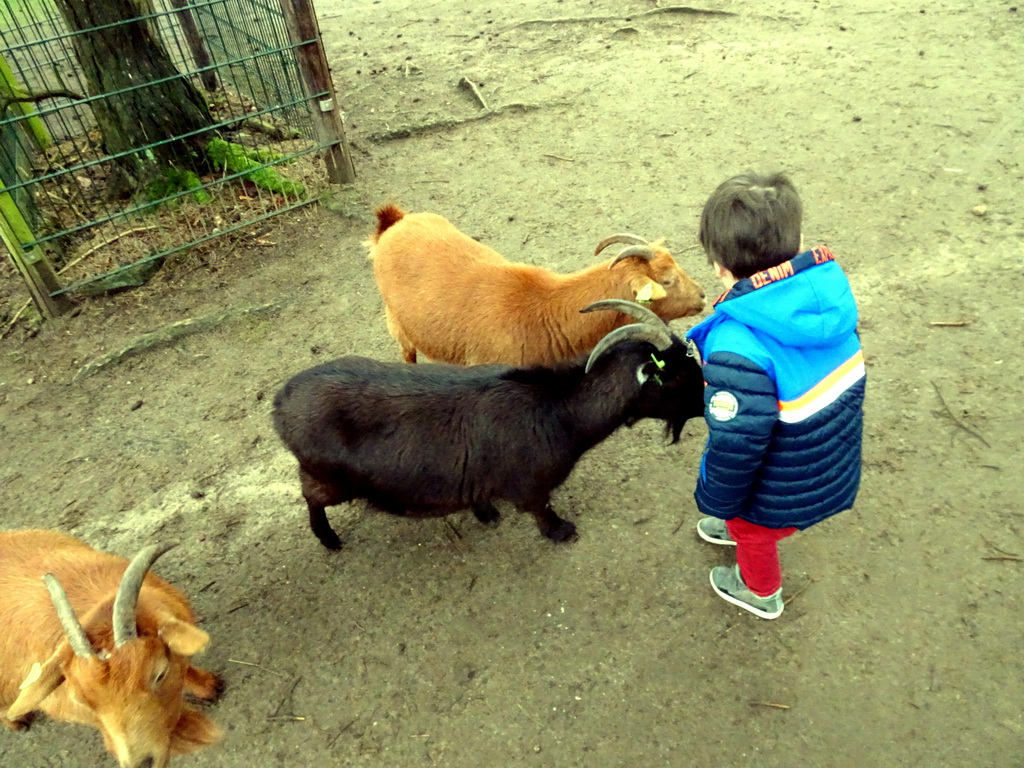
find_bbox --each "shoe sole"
[709,571,784,619]
[696,524,736,546]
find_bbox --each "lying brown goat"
[367,204,706,366]
[0,530,222,768]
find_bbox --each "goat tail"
[372,204,406,242]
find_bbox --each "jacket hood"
[697,248,858,349]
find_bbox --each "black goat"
[271,300,705,550]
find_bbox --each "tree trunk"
[54,0,214,193]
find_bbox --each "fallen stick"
[783,578,815,606]
[928,320,972,327]
[509,6,735,29]
[980,536,1019,558]
[367,102,541,142]
[443,518,464,540]
[0,298,31,340]
[73,301,284,381]
[751,701,791,710]
[647,6,738,17]
[227,659,289,676]
[242,117,302,141]
[458,76,489,111]
[931,381,991,448]
[271,676,303,721]
[510,14,623,28]
[59,226,161,276]
[0,88,85,114]
[325,718,357,748]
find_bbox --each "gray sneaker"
[697,517,735,546]
[709,565,784,619]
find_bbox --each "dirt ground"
[1,1,1022,766]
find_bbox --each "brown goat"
[367,204,706,366]
[0,530,222,768]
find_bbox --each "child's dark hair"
[699,171,803,279]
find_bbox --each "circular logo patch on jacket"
[708,390,739,421]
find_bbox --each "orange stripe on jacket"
[777,350,865,423]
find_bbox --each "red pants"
[725,518,797,597]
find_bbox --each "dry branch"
[646,6,737,17]
[270,676,303,721]
[458,77,489,111]
[0,299,32,340]
[60,226,160,276]
[443,518,464,540]
[227,659,289,676]
[931,381,991,448]
[242,117,302,141]
[980,537,1019,558]
[366,102,541,142]
[509,6,735,29]
[73,301,284,381]
[783,578,815,606]
[0,88,85,114]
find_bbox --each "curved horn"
[607,245,657,270]
[112,543,176,647]
[43,573,96,659]
[594,233,649,256]
[585,323,673,373]
[581,298,667,328]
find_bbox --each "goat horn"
[43,573,95,659]
[594,233,649,256]
[607,245,657,270]
[580,298,667,328]
[112,543,177,647]
[585,323,673,373]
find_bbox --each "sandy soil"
[1,1,1022,766]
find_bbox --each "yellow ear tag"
[19,662,42,690]
[635,283,655,303]
[650,354,666,385]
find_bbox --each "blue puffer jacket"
[685,246,865,529]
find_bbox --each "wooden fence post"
[0,187,71,317]
[168,0,220,91]
[278,0,355,184]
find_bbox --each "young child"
[685,171,865,619]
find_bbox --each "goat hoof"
[208,673,227,702]
[316,532,343,550]
[4,712,35,731]
[472,503,501,524]
[545,520,577,543]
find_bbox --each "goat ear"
[159,618,210,656]
[6,647,70,721]
[631,278,667,303]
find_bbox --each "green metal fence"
[0,0,351,316]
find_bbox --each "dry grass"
[1,95,328,335]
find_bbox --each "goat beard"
[169,706,222,753]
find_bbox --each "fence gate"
[0,0,353,318]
